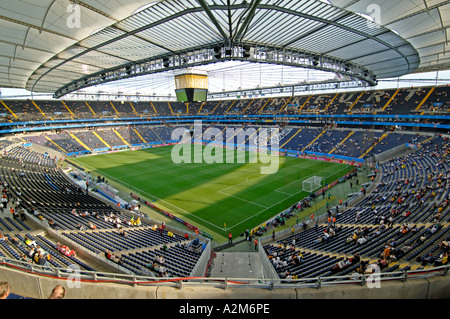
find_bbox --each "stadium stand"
[0,147,207,278]
[1,85,450,294]
[263,135,450,280]
[2,0,450,301]
[1,94,449,302]
[3,85,450,121]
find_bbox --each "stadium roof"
[0,0,448,97]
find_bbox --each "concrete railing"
[190,240,212,277]
[257,241,281,280]
[1,256,449,299]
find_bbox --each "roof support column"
[196,0,229,44]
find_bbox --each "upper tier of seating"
[10,124,430,163]
[1,85,448,122]
[18,125,184,155]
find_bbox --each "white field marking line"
[273,162,345,195]
[118,159,233,180]
[226,189,302,231]
[215,158,333,215]
[115,156,260,183]
[215,180,306,231]
[276,164,349,195]
[219,171,264,193]
[216,171,268,208]
[223,164,350,231]
[116,147,252,179]
[216,162,326,222]
[74,162,225,231]
[274,188,305,197]
[246,172,259,182]
[217,190,268,208]
[227,181,320,231]
[274,177,307,195]
[216,170,271,208]
[274,189,299,196]
[129,186,225,231]
[321,164,353,182]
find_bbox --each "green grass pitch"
[71,145,355,242]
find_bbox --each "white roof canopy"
[0,0,447,96]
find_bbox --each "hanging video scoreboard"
[175,73,208,102]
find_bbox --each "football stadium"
[0,0,449,301]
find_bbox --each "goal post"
[302,176,323,193]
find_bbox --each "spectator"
[417,253,435,266]
[350,253,360,265]
[439,240,449,252]
[346,234,355,244]
[387,216,394,227]
[48,285,66,299]
[34,252,47,266]
[20,253,32,263]
[355,211,361,222]
[427,224,439,235]
[330,258,351,273]
[0,282,10,299]
[377,257,388,269]
[399,244,413,256]
[357,236,367,245]
[323,231,330,242]
[28,247,36,258]
[434,252,448,266]
[118,229,127,237]
[157,255,165,264]
[357,260,367,274]
[48,219,56,229]
[65,249,76,257]
[24,236,37,248]
[19,208,26,221]
[9,236,21,247]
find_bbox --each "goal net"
[302,176,322,193]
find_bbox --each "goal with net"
[302,176,323,193]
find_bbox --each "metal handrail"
[1,256,448,290]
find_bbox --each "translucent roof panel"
[0,0,446,95]
[329,0,450,73]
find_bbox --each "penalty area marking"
[225,163,355,231]
[274,177,308,195]
[217,172,268,209]
[217,190,268,208]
